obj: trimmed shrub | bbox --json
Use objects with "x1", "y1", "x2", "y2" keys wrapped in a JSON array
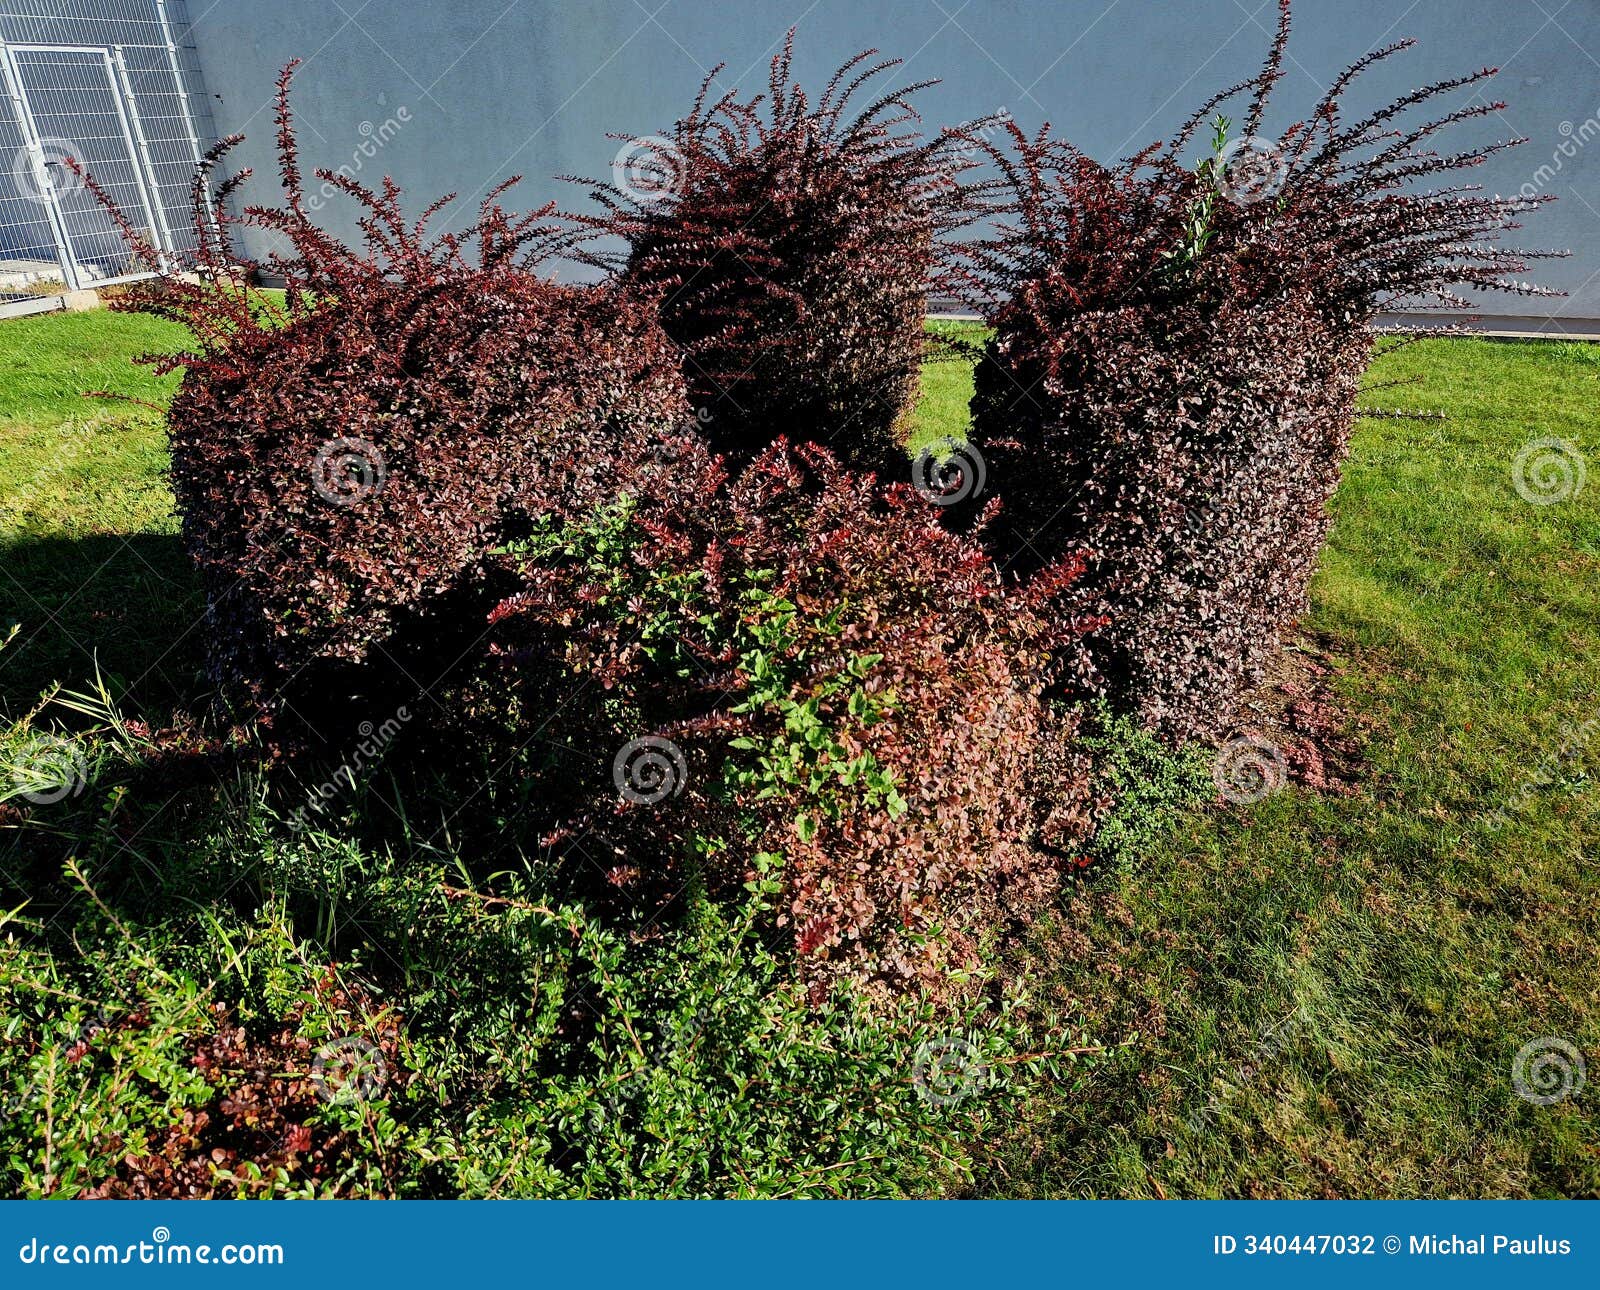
[
  {"x1": 956, "y1": 0, "x2": 1557, "y2": 741},
  {"x1": 573, "y1": 33, "x2": 974, "y2": 478},
  {"x1": 489, "y1": 441, "x2": 1099, "y2": 995},
  {"x1": 86, "y1": 65, "x2": 691, "y2": 734}
]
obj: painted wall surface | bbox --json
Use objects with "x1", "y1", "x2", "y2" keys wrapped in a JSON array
[{"x1": 179, "y1": 0, "x2": 1600, "y2": 319}]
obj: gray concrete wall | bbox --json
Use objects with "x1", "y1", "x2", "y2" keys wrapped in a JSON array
[{"x1": 180, "y1": 0, "x2": 1600, "y2": 320}]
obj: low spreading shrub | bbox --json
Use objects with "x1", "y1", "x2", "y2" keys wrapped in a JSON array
[
  {"x1": 956, "y1": 0, "x2": 1556, "y2": 741},
  {"x1": 434, "y1": 892, "x2": 1088, "y2": 1198},
  {"x1": 489, "y1": 440, "x2": 1099, "y2": 995},
  {"x1": 1074, "y1": 704, "x2": 1216, "y2": 875},
  {"x1": 0, "y1": 909, "x2": 407, "y2": 1200},
  {"x1": 0, "y1": 819, "x2": 1095, "y2": 1198},
  {"x1": 573, "y1": 34, "x2": 973, "y2": 478},
  {"x1": 85, "y1": 65, "x2": 691, "y2": 736}
]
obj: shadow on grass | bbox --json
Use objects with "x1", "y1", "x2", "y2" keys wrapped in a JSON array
[{"x1": 0, "y1": 532, "x2": 204, "y2": 723}]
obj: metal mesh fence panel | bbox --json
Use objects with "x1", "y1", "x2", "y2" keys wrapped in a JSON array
[{"x1": 0, "y1": 0, "x2": 216, "y2": 312}]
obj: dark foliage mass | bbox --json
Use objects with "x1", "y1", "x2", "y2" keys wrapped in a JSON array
[
  {"x1": 573, "y1": 34, "x2": 973, "y2": 479},
  {"x1": 86, "y1": 65, "x2": 691, "y2": 736},
  {"x1": 956, "y1": 0, "x2": 1558, "y2": 740},
  {"x1": 488, "y1": 440, "x2": 1099, "y2": 995},
  {"x1": 17, "y1": 9, "x2": 1569, "y2": 1202}
]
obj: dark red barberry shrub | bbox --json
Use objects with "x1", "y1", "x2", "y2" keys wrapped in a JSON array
[
  {"x1": 489, "y1": 441, "x2": 1099, "y2": 996},
  {"x1": 90, "y1": 65, "x2": 691, "y2": 731},
  {"x1": 573, "y1": 34, "x2": 974, "y2": 479},
  {"x1": 956, "y1": 0, "x2": 1558, "y2": 741}
]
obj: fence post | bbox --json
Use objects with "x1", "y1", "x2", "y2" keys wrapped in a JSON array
[
  {"x1": 111, "y1": 44, "x2": 175, "y2": 270},
  {"x1": 153, "y1": 0, "x2": 218, "y2": 249},
  {"x1": 0, "y1": 39, "x2": 83, "y2": 292},
  {"x1": 154, "y1": 0, "x2": 203, "y2": 168}
]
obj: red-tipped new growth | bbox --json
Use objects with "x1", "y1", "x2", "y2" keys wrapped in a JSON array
[
  {"x1": 83, "y1": 63, "x2": 692, "y2": 735},
  {"x1": 572, "y1": 32, "x2": 979, "y2": 478},
  {"x1": 488, "y1": 438, "x2": 1100, "y2": 997}
]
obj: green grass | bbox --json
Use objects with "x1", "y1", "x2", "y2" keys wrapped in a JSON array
[
  {"x1": 1, "y1": 312, "x2": 1596, "y2": 1197},
  {"x1": 910, "y1": 319, "x2": 987, "y2": 454},
  {"x1": 979, "y1": 337, "x2": 1600, "y2": 1197},
  {"x1": 0, "y1": 310, "x2": 196, "y2": 719}
]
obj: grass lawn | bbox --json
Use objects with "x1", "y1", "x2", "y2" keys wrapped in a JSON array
[
  {"x1": 1, "y1": 311, "x2": 1596, "y2": 1197},
  {"x1": 0, "y1": 311, "x2": 194, "y2": 721}
]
